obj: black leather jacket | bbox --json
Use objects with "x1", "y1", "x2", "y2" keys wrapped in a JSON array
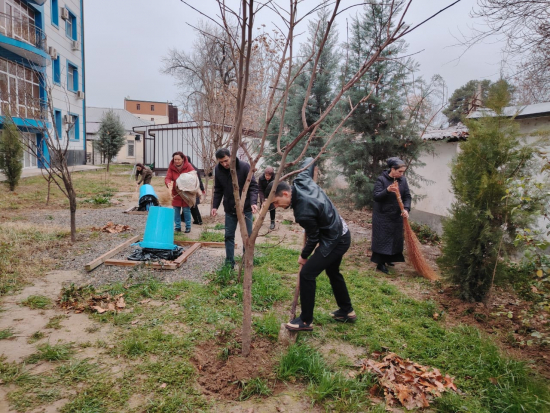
[{"x1": 291, "y1": 158, "x2": 344, "y2": 259}]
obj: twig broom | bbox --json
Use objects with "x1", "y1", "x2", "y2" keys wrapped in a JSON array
[{"x1": 393, "y1": 184, "x2": 439, "y2": 281}]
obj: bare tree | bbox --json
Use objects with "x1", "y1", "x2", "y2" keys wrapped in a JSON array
[
  {"x1": 20, "y1": 79, "x2": 79, "y2": 242},
  {"x1": 181, "y1": 0, "x2": 461, "y2": 356},
  {"x1": 469, "y1": 0, "x2": 550, "y2": 103}
]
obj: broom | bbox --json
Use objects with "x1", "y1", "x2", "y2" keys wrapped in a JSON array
[{"x1": 392, "y1": 182, "x2": 439, "y2": 281}]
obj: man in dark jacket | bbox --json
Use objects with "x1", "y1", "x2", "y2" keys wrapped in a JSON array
[
  {"x1": 258, "y1": 166, "x2": 276, "y2": 230},
  {"x1": 212, "y1": 148, "x2": 259, "y2": 267},
  {"x1": 268, "y1": 158, "x2": 355, "y2": 331}
]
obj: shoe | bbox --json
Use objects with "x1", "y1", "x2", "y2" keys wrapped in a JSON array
[
  {"x1": 269, "y1": 221, "x2": 275, "y2": 230},
  {"x1": 286, "y1": 317, "x2": 313, "y2": 331},
  {"x1": 184, "y1": 228, "x2": 191, "y2": 233},
  {"x1": 175, "y1": 228, "x2": 181, "y2": 233},
  {"x1": 197, "y1": 221, "x2": 203, "y2": 225},
  {"x1": 376, "y1": 263, "x2": 389, "y2": 274},
  {"x1": 386, "y1": 262, "x2": 395, "y2": 267},
  {"x1": 330, "y1": 309, "x2": 357, "y2": 322}
]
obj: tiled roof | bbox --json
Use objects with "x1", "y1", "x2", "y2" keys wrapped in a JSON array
[
  {"x1": 468, "y1": 102, "x2": 550, "y2": 119},
  {"x1": 421, "y1": 122, "x2": 469, "y2": 141}
]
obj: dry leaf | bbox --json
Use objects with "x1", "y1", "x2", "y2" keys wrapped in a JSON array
[
  {"x1": 107, "y1": 303, "x2": 116, "y2": 312},
  {"x1": 432, "y1": 312, "x2": 439, "y2": 320},
  {"x1": 159, "y1": 383, "x2": 167, "y2": 389},
  {"x1": 116, "y1": 297, "x2": 126, "y2": 309},
  {"x1": 131, "y1": 320, "x2": 139, "y2": 325},
  {"x1": 91, "y1": 306, "x2": 106, "y2": 314},
  {"x1": 489, "y1": 377, "x2": 498, "y2": 385}
]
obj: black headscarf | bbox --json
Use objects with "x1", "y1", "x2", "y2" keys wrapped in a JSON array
[{"x1": 386, "y1": 157, "x2": 406, "y2": 169}]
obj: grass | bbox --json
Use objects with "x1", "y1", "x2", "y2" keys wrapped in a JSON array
[
  {"x1": 0, "y1": 212, "x2": 548, "y2": 413},
  {"x1": 0, "y1": 223, "x2": 70, "y2": 296},
  {"x1": 45, "y1": 315, "x2": 67, "y2": 329},
  {"x1": 0, "y1": 328, "x2": 14, "y2": 339},
  {"x1": 199, "y1": 229, "x2": 225, "y2": 242},
  {"x1": 27, "y1": 331, "x2": 45, "y2": 344},
  {"x1": 20, "y1": 295, "x2": 52, "y2": 309},
  {"x1": 281, "y1": 219, "x2": 293, "y2": 225},
  {"x1": 26, "y1": 343, "x2": 74, "y2": 363}
]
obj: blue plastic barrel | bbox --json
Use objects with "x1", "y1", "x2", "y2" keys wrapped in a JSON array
[
  {"x1": 139, "y1": 184, "x2": 157, "y2": 201},
  {"x1": 138, "y1": 206, "x2": 178, "y2": 250}
]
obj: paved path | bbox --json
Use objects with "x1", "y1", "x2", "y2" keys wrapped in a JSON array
[{"x1": 0, "y1": 165, "x2": 104, "y2": 181}]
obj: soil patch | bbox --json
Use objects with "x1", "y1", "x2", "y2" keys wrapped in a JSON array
[{"x1": 191, "y1": 332, "x2": 280, "y2": 400}]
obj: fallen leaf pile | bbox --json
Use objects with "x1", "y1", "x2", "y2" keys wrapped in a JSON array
[
  {"x1": 359, "y1": 352, "x2": 458, "y2": 410},
  {"x1": 58, "y1": 291, "x2": 126, "y2": 314},
  {"x1": 91, "y1": 222, "x2": 131, "y2": 233}
]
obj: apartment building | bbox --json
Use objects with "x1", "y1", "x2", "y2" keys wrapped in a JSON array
[
  {"x1": 124, "y1": 98, "x2": 178, "y2": 125},
  {"x1": 0, "y1": 0, "x2": 85, "y2": 168}
]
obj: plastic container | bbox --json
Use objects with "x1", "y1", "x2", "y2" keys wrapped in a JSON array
[
  {"x1": 138, "y1": 206, "x2": 178, "y2": 250},
  {"x1": 139, "y1": 184, "x2": 157, "y2": 202}
]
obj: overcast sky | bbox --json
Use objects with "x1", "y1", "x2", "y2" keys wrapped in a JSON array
[{"x1": 84, "y1": 0, "x2": 506, "y2": 110}]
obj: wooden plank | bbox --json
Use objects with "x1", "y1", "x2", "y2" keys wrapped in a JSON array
[
  {"x1": 85, "y1": 235, "x2": 141, "y2": 272},
  {"x1": 174, "y1": 241, "x2": 228, "y2": 248},
  {"x1": 123, "y1": 206, "x2": 135, "y2": 213},
  {"x1": 104, "y1": 259, "x2": 177, "y2": 270},
  {"x1": 123, "y1": 207, "x2": 148, "y2": 215},
  {"x1": 173, "y1": 243, "x2": 201, "y2": 267}
]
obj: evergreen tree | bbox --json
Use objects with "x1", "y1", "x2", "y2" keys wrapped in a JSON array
[
  {"x1": 443, "y1": 79, "x2": 492, "y2": 125},
  {"x1": 440, "y1": 80, "x2": 547, "y2": 302},
  {"x1": 266, "y1": 5, "x2": 340, "y2": 171},
  {"x1": 0, "y1": 113, "x2": 24, "y2": 191},
  {"x1": 93, "y1": 110, "x2": 126, "y2": 172},
  {"x1": 333, "y1": 3, "x2": 425, "y2": 208}
]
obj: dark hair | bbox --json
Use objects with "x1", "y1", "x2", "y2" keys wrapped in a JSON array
[
  {"x1": 135, "y1": 163, "x2": 144, "y2": 174},
  {"x1": 386, "y1": 157, "x2": 406, "y2": 169},
  {"x1": 172, "y1": 151, "x2": 185, "y2": 160},
  {"x1": 266, "y1": 180, "x2": 291, "y2": 196},
  {"x1": 215, "y1": 148, "x2": 231, "y2": 159}
]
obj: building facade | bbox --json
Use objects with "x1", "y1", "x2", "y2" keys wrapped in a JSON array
[
  {"x1": 124, "y1": 98, "x2": 178, "y2": 125},
  {"x1": 0, "y1": 0, "x2": 85, "y2": 169},
  {"x1": 85, "y1": 106, "x2": 152, "y2": 165}
]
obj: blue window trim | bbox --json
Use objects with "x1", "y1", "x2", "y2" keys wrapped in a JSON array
[
  {"x1": 53, "y1": 108, "x2": 62, "y2": 140},
  {"x1": 64, "y1": 6, "x2": 77, "y2": 41},
  {"x1": 66, "y1": 59, "x2": 78, "y2": 92},
  {"x1": 52, "y1": 56, "x2": 61, "y2": 85},
  {"x1": 80, "y1": 0, "x2": 86, "y2": 152},
  {"x1": 51, "y1": 0, "x2": 59, "y2": 28},
  {"x1": 68, "y1": 112, "x2": 79, "y2": 141}
]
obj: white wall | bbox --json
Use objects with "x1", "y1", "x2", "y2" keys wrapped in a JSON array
[{"x1": 135, "y1": 114, "x2": 168, "y2": 125}]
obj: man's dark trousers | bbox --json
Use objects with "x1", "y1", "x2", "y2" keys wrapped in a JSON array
[{"x1": 299, "y1": 231, "x2": 352, "y2": 324}]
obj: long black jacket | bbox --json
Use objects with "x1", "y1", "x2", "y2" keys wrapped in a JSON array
[
  {"x1": 371, "y1": 170, "x2": 411, "y2": 255},
  {"x1": 292, "y1": 158, "x2": 344, "y2": 259},
  {"x1": 213, "y1": 158, "x2": 258, "y2": 214}
]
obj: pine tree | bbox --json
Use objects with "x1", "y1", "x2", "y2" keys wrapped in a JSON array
[
  {"x1": 332, "y1": 3, "x2": 425, "y2": 208},
  {"x1": 0, "y1": 113, "x2": 24, "y2": 191},
  {"x1": 266, "y1": 5, "x2": 340, "y2": 171},
  {"x1": 443, "y1": 79, "x2": 492, "y2": 125},
  {"x1": 93, "y1": 110, "x2": 126, "y2": 172},
  {"x1": 440, "y1": 80, "x2": 546, "y2": 302}
]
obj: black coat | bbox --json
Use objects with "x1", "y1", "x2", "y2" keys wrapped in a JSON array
[
  {"x1": 213, "y1": 158, "x2": 259, "y2": 214},
  {"x1": 292, "y1": 158, "x2": 344, "y2": 259},
  {"x1": 258, "y1": 173, "x2": 274, "y2": 203},
  {"x1": 371, "y1": 170, "x2": 411, "y2": 256}
]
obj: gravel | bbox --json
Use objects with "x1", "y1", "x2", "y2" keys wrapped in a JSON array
[{"x1": 23, "y1": 206, "x2": 225, "y2": 288}]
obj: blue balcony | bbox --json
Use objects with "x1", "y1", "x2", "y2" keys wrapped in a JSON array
[{"x1": 0, "y1": 11, "x2": 49, "y2": 66}]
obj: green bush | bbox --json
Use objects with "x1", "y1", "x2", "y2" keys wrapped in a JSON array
[{"x1": 0, "y1": 113, "x2": 23, "y2": 191}]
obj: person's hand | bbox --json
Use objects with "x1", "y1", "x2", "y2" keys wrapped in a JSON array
[
  {"x1": 387, "y1": 182, "x2": 398, "y2": 193},
  {"x1": 167, "y1": 182, "x2": 173, "y2": 191},
  {"x1": 202, "y1": 190, "x2": 206, "y2": 195},
  {"x1": 251, "y1": 204, "x2": 258, "y2": 214},
  {"x1": 211, "y1": 208, "x2": 217, "y2": 217},
  {"x1": 298, "y1": 256, "x2": 308, "y2": 265},
  {"x1": 402, "y1": 210, "x2": 409, "y2": 219}
]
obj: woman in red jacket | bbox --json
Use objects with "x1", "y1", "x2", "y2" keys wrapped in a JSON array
[{"x1": 165, "y1": 151, "x2": 195, "y2": 233}]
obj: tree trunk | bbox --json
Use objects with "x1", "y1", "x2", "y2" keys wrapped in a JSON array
[
  {"x1": 46, "y1": 178, "x2": 51, "y2": 205},
  {"x1": 241, "y1": 242, "x2": 255, "y2": 356},
  {"x1": 69, "y1": 194, "x2": 77, "y2": 243},
  {"x1": 107, "y1": 158, "x2": 110, "y2": 172}
]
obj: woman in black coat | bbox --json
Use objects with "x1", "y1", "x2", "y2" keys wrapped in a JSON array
[{"x1": 371, "y1": 157, "x2": 411, "y2": 274}]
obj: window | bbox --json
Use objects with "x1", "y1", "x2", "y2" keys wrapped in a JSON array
[
  {"x1": 53, "y1": 56, "x2": 60, "y2": 84},
  {"x1": 136, "y1": 104, "x2": 140, "y2": 110},
  {"x1": 0, "y1": 57, "x2": 41, "y2": 119},
  {"x1": 65, "y1": 9, "x2": 77, "y2": 40},
  {"x1": 54, "y1": 109, "x2": 62, "y2": 139},
  {"x1": 151, "y1": 118, "x2": 154, "y2": 121},
  {"x1": 51, "y1": 0, "x2": 59, "y2": 26},
  {"x1": 151, "y1": 105, "x2": 154, "y2": 111},
  {"x1": 127, "y1": 140, "x2": 135, "y2": 157},
  {"x1": 68, "y1": 114, "x2": 79, "y2": 141},
  {"x1": 67, "y1": 62, "x2": 78, "y2": 92}
]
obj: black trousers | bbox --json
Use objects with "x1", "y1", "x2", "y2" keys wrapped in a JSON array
[
  {"x1": 299, "y1": 231, "x2": 352, "y2": 324},
  {"x1": 190, "y1": 205, "x2": 202, "y2": 223}
]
